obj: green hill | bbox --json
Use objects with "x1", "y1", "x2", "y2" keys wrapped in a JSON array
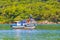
[{"x1": 0, "y1": 0, "x2": 60, "y2": 23}]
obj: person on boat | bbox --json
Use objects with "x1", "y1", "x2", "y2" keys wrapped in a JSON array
[
  {"x1": 27, "y1": 18, "x2": 30, "y2": 24},
  {"x1": 27, "y1": 14, "x2": 32, "y2": 24},
  {"x1": 29, "y1": 14, "x2": 37, "y2": 26}
]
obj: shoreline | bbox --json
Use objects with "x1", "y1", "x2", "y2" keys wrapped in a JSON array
[
  {"x1": 37, "y1": 20, "x2": 60, "y2": 24},
  {"x1": 0, "y1": 20, "x2": 60, "y2": 24}
]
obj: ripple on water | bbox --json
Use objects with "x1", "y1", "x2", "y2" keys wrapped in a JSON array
[{"x1": 0, "y1": 30, "x2": 60, "y2": 40}]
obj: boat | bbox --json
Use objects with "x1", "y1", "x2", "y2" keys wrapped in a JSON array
[{"x1": 11, "y1": 18, "x2": 37, "y2": 29}]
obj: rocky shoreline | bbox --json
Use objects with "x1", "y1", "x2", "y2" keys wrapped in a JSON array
[
  {"x1": 0, "y1": 20, "x2": 60, "y2": 24},
  {"x1": 38, "y1": 20, "x2": 60, "y2": 24}
]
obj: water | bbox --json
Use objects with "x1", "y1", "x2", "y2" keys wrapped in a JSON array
[{"x1": 0, "y1": 30, "x2": 60, "y2": 40}]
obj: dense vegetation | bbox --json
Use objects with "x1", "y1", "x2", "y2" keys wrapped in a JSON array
[{"x1": 0, "y1": 0, "x2": 60, "y2": 23}]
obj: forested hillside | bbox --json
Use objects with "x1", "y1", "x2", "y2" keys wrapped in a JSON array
[{"x1": 0, "y1": 0, "x2": 60, "y2": 23}]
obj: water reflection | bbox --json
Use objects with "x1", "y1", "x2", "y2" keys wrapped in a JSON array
[
  {"x1": 0, "y1": 30, "x2": 60, "y2": 40},
  {"x1": 15, "y1": 30, "x2": 20, "y2": 40}
]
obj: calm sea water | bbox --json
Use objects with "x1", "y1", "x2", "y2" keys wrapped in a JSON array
[{"x1": 0, "y1": 30, "x2": 60, "y2": 40}]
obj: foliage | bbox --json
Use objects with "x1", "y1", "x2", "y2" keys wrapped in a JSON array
[{"x1": 0, "y1": 0, "x2": 60, "y2": 23}]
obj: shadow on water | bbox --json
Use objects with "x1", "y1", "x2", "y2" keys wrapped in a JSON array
[{"x1": 0, "y1": 29, "x2": 60, "y2": 40}]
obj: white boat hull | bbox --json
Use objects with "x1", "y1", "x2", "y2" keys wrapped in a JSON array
[{"x1": 12, "y1": 26, "x2": 35, "y2": 29}]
